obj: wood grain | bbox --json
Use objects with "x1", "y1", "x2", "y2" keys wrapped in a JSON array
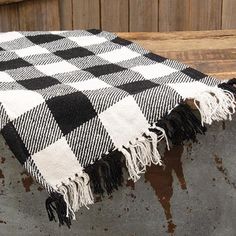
[
  {"x1": 18, "y1": 0, "x2": 60, "y2": 31},
  {"x1": 0, "y1": 3, "x2": 19, "y2": 31},
  {"x1": 73, "y1": 0, "x2": 100, "y2": 30},
  {"x1": 189, "y1": 0, "x2": 222, "y2": 30},
  {"x1": 118, "y1": 30, "x2": 236, "y2": 80},
  {"x1": 59, "y1": 0, "x2": 72, "y2": 30},
  {"x1": 101, "y1": 0, "x2": 128, "y2": 31},
  {"x1": 222, "y1": 0, "x2": 236, "y2": 29},
  {"x1": 159, "y1": 0, "x2": 190, "y2": 32},
  {"x1": 0, "y1": 0, "x2": 25, "y2": 5},
  {"x1": 0, "y1": 0, "x2": 236, "y2": 32},
  {"x1": 129, "y1": 0, "x2": 158, "y2": 32}
]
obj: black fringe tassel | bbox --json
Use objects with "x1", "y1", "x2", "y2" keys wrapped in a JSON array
[
  {"x1": 218, "y1": 78, "x2": 236, "y2": 95},
  {"x1": 149, "y1": 103, "x2": 206, "y2": 145},
  {"x1": 45, "y1": 192, "x2": 72, "y2": 228},
  {"x1": 84, "y1": 149, "x2": 124, "y2": 196}
]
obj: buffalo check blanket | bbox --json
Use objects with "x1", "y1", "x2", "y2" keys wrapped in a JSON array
[{"x1": 0, "y1": 29, "x2": 235, "y2": 227}]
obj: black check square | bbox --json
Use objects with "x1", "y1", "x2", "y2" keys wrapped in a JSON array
[
  {"x1": 1, "y1": 122, "x2": 30, "y2": 165},
  {"x1": 18, "y1": 76, "x2": 60, "y2": 90},
  {"x1": 182, "y1": 67, "x2": 207, "y2": 80},
  {"x1": 26, "y1": 34, "x2": 65, "y2": 45},
  {"x1": 144, "y1": 52, "x2": 166, "y2": 63},
  {"x1": 84, "y1": 64, "x2": 126, "y2": 77},
  {"x1": 54, "y1": 47, "x2": 94, "y2": 60},
  {"x1": 46, "y1": 91, "x2": 97, "y2": 135},
  {"x1": 117, "y1": 80, "x2": 159, "y2": 95},
  {"x1": 87, "y1": 29, "x2": 102, "y2": 35},
  {"x1": 111, "y1": 37, "x2": 132, "y2": 46},
  {"x1": 0, "y1": 58, "x2": 32, "y2": 71}
]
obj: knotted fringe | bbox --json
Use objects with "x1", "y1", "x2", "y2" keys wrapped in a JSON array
[
  {"x1": 84, "y1": 150, "x2": 124, "y2": 195},
  {"x1": 193, "y1": 86, "x2": 236, "y2": 125},
  {"x1": 119, "y1": 128, "x2": 168, "y2": 182},
  {"x1": 45, "y1": 80, "x2": 236, "y2": 227},
  {"x1": 45, "y1": 172, "x2": 94, "y2": 227},
  {"x1": 46, "y1": 192, "x2": 72, "y2": 228},
  {"x1": 150, "y1": 103, "x2": 207, "y2": 145}
]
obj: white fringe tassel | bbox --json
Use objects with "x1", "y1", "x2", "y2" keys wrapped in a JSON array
[
  {"x1": 193, "y1": 88, "x2": 236, "y2": 125},
  {"x1": 57, "y1": 172, "x2": 94, "y2": 220},
  {"x1": 119, "y1": 127, "x2": 169, "y2": 182}
]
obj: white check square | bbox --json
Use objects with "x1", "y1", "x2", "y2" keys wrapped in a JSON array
[
  {"x1": 0, "y1": 32, "x2": 23, "y2": 43},
  {"x1": 66, "y1": 78, "x2": 112, "y2": 91},
  {"x1": 31, "y1": 137, "x2": 83, "y2": 188},
  {"x1": 0, "y1": 90, "x2": 45, "y2": 119},
  {"x1": 0, "y1": 72, "x2": 15, "y2": 82},
  {"x1": 132, "y1": 63, "x2": 177, "y2": 79},
  {"x1": 98, "y1": 47, "x2": 140, "y2": 63},
  {"x1": 99, "y1": 96, "x2": 149, "y2": 148},
  {"x1": 167, "y1": 81, "x2": 211, "y2": 99},
  {"x1": 36, "y1": 61, "x2": 79, "y2": 76},
  {"x1": 14, "y1": 45, "x2": 50, "y2": 57},
  {"x1": 69, "y1": 35, "x2": 107, "y2": 46}
]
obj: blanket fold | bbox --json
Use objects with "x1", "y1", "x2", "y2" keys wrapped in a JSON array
[{"x1": 0, "y1": 29, "x2": 235, "y2": 227}]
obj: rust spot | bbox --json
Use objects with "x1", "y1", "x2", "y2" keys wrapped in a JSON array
[
  {"x1": 104, "y1": 228, "x2": 108, "y2": 231},
  {"x1": 0, "y1": 169, "x2": 4, "y2": 179},
  {"x1": 126, "y1": 193, "x2": 136, "y2": 199},
  {"x1": 21, "y1": 172, "x2": 34, "y2": 192},
  {"x1": 167, "y1": 220, "x2": 176, "y2": 234},
  {"x1": 145, "y1": 145, "x2": 187, "y2": 234},
  {"x1": 214, "y1": 154, "x2": 236, "y2": 189},
  {"x1": 0, "y1": 157, "x2": 6, "y2": 164},
  {"x1": 37, "y1": 186, "x2": 43, "y2": 192},
  {"x1": 0, "y1": 220, "x2": 6, "y2": 224},
  {"x1": 126, "y1": 179, "x2": 135, "y2": 190}
]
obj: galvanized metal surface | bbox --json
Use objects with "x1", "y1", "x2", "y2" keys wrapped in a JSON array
[{"x1": 0, "y1": 118, "x2": 236, "y2": 236}]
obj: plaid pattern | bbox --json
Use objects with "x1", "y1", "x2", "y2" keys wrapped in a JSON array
[{"x1": 0, "y1": 29, "x2": 221, "y2": 191}]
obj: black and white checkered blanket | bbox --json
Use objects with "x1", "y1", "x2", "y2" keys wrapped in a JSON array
[{"x1": 0, "y1": 29, "x2": 235, "y2": 226}]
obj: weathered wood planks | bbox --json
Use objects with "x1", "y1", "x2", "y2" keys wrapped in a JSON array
[{"x1": 118, "y1": 30, "x2": 236, "y2": 80}]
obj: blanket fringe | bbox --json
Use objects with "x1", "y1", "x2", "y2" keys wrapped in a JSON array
[
  {"x1": 46, "y1": 172, "x2": 94, "y2": 226},
  {"x1": 150, "y1": 103, "x2": 207, "y2": 145},
  {"x1": 193, "y1": 87, "x2": 236, "y2": 125},
  {"x1": 84, "y1": 150, "x2": 123, "y2": 195},
  {"x1": 45, "y1": 192, "x2": 72, "y2": 228},
  {"x1": 45, "y1": 79, "x2": 236, "y2": 227},
  {"x1": 118, "y1": 128, "x2": 168, "y2": 182}
]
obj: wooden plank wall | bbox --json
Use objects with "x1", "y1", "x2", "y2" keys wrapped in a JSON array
[{"x1": 0, "y1": 0, "x2": 236, "y2": 31}]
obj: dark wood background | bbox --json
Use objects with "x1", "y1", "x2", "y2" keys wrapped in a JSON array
[{"x1": 0, "y1": 0, "x2": 236, "y2": 32}]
